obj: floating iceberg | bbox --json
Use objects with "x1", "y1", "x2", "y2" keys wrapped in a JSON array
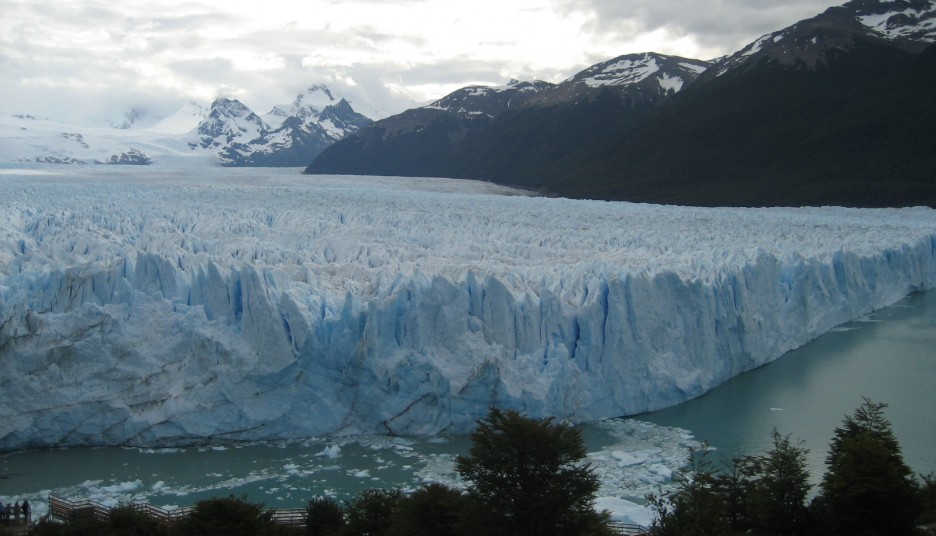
[{"x1": 1, "y1": 167, "x2": 935, "y2": 451}]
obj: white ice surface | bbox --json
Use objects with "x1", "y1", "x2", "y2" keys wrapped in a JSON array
[
  {"x1": 0, "y1": 114, "x2": 215, "y2": 166},
  {"x1": 1, "y1": 166, "x2": 936, "y2": 451}
]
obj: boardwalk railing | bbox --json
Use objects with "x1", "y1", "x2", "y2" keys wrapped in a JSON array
[{"x1": 609, "y1": 521, "x2": 652, "y2": 535}]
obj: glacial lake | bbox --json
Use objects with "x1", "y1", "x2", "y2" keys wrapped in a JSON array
[{"x1": 2, "y1": 290, "x2": 934, "y2": 521}]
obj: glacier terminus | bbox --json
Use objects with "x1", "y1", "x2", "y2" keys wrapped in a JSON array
[{"x1": 1, "y1": 166, "x2": 935, "y2": 452}]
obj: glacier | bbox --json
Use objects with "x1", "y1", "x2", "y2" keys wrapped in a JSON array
[{"x1": 1, "y1": 166, "x2": 935, "y2": 451}]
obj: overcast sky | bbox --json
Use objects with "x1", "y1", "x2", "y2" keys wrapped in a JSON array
[{"x1": 0, "y1": 0, "x2": 843, "y2": 125}]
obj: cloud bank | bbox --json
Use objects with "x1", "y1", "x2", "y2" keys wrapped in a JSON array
[{"x1": 0, "y1": 0, "x2": 840, "y2": 124}]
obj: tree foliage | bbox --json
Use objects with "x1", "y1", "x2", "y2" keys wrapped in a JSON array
[
  {"x1": 337, "y1": 488, "x2": 402, "y2": 536},
  {"x1": 305, "y1": 496, "x2": 345, "y2": 536},
  {"x1": 648, "y1": 444, "x2": 732, "y2": 536},
  {"x1": 387, "y1": 483, "x2": 472, "y2": 536},
  {"x1": 455, "y1": 407, "x2": 609, "y2": 536},
  {"x1": 649, "y1": 432, "x2": 811, "y2": 536},
  {"x1": 170, "y1": 495, "x2": 284, "y2": 536},
  {"x1": 816, "y1": 398, "x2": 920, "y2": 535},
  {"x1": 746, "y1": 430, "x2": 811, "y2": 535}
]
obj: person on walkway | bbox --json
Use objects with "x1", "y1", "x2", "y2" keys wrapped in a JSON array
[
  {"x1": 13, "y1": 501, "x2": 21, "y2": 525},
  {"x1": 22, "y1": 499, "x2": 31, "y2": 525},
  {"x1": 0, "y1": 500, "x2": 7, "y2": 525}
]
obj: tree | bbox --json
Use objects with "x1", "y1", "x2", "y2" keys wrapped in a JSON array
[
  {"x1": 918, "y1": 472, "x2": 936, "y2": 526},
  {"x1": 387, "y1": 483, "x2": 472, "y2": 536},
  {"x1": 746, "y1": 430, "x2": 810, "y2": 535},
  {"x1": 305, "y1": 496, "x2": 345, "y2": 536},
  {"x1": 715, "y1": 453, "x2": 757, "y2": 533},
  {"x1": 648, "y1": 444, "x2": 733, "y2": 536},
  {"x1": 650, "y1": 432, "x2": 811, "y2": 536},
  {"x1": 455, "y1": 407, "x2": 610, "y2": 536},
  {"x1": 338, "y1": 488, "x2": 402, "y2": 536},
  {"x1": 816, "y1": 398, "x2": 920, "y2": 535}
]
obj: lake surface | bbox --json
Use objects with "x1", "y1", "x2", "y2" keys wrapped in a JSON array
[
  {"x1": 2, "y1": 291, "x2": 934, "y2": 520},
  {"x1": 637, "y1": 289, "x2": 936, "y2": 486}
]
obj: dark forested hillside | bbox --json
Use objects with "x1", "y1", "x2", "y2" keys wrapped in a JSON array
[{"x1": 560, "y1": 41, "x2": 936, "y2": 207}]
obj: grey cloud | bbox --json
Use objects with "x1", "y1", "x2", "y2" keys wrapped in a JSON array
[{"x1": 556, "y1": 0, "x2": 842, "y2": 56}]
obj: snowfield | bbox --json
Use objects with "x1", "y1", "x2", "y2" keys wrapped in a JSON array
[{"x1": 1, "y1": 166, "x2": 935, "y2": 451}]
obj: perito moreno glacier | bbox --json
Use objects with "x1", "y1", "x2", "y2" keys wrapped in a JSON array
[{"x1": 1, "y1": 167, "x2": 935, "y2": 451}]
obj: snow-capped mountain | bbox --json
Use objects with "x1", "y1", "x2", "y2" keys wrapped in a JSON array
[
  {"x1": 426, "y1": 80, "x2": 556, "y2": 118},
  {"x1": 110, "y1": 107, "x2": 148, "y2": 130},
  {"x1": 192, "y1": 98, "x2": 267, "y2": 149},
  {"x1": 713, "y1": 0, "x2": 936, "y2": 75},
  {"x1": 306, "y1": 53, "x2": 710, "y2": 179},
  {"x1": 0, "y1": 85, "x2": 373, "y2": 168},
  {"x1": 190, "y1": 87, "x2": 373, "y2": 166},
  {"x1": 555, "y1": 53, "x2": 710, "y2": 100},
  {"x1": 417, "y1": 54, "x2": 708, "y2": 119},
  {"x1": 264, "y1": 84, "x2": 339, "y2": 129}
]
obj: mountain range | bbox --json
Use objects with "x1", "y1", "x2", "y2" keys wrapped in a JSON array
[
  {"x1": 306, "y1": 0, "x2": 936, "y2": 207},
  {"x1": 3, "y1": 0, "x2": 934, "y2": 207},
  {"x1": 0, "y1": 85, "x2": 373, "y2": 167}
]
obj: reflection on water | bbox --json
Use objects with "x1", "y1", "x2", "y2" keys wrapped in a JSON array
[{"x1": 1, "y1": 291, "x2": 934, "y2": 519}]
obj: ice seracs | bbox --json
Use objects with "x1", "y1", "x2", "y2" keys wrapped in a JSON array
[{"x1": 1, "y1": 169, "x2": 935, "y2": 451}]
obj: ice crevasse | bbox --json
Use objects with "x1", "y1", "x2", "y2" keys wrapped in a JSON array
[{"x1": 1, "y1": 171, "x2": 935, "y2": 451}]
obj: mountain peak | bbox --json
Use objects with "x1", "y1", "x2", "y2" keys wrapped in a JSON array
[
  {"x1": 426, "y1": 80, "x2": 556, "y2": 118},
  {"x1": 567, "y1": 52, "x2": 710, "y2": 91},
  {"x1": 296, "y1": 84, "x2": 336, "y2": 106},
  {"x1": 194, "y1": 98, "x2": 266, "y2": 149},
  {"x1": 713, "y1": 0, "x2": 935, "y2": 74},
  {"x1": 209, "y1": 97, "x2": 256, "y2": 117}
]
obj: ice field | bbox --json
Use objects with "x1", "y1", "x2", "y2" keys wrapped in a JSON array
[{"x1": 2, "y1": 166, "x2": 936, "y2": 451}]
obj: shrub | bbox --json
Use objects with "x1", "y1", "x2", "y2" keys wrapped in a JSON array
[
  {"x1": 387, "y1": 483, "x2": 473, "y2": 536},
  {"x1": 170, "y1": 495, "x2": 282, "y2": 536},
  {"x1": 305, "y1": 496, "x2": 345, "y2": 536},
  {"x1": 337, "y1": 488, "x2": 402, "y2": 536}
]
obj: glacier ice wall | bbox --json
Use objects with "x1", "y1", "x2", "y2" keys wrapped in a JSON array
[{"x1": 2, "y1": 168, "x2": 936, "y2": 451}]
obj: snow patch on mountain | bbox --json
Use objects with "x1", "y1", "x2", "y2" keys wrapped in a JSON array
[
  {"x1": 578, "y1": 55, "x2": 662, "y2": 87},
  {"x1": 1, "y1": 168, "x2": 935, "y2": 451},
  {"x1": 857, "y1": 1, "x2": 936, "y2": 41},
  {"x1": 148, "y1": 102, "x2": 209, "y2": 135},
  {"x1": 563, "y1": 53, "x2": 710, "y2": 100}
]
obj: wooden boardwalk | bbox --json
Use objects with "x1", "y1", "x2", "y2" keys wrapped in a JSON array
[{"x1": 46, "y1": 495, "x2": 306, "y2": 527}]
